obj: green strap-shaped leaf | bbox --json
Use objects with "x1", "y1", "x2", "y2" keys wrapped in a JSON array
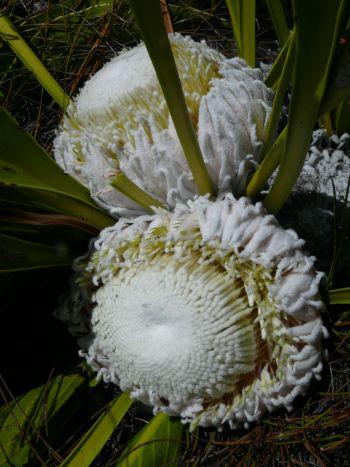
[
  {"x1": 0, "y1": 233, "x2": 79, "y2": 272},
  {"x1": 116, "y1": 413, "x2": 183, "y2": 467},
  {"x1": 226, "y1": 0, "x2": 256, "y2": 67},
  {"x1": 246, "y1": 126, "x2": 287, "y2": 200},
  {"x1": 264, "y1": 0, "x2": 346, "y2": 214},
  {"x1": 111, "y1": 173, "x2": 165, "y2": 212},
  {"x1": 259, "y1": 30, "x2": 295, "y2": 162},
  {"x1": 0, "y1": 13, "x2": 70, "y2": 110},
  {"x1": 335, "y1": 100, "x2": 350, "y2": 134},
  {"x1": 129, "y1": 0, "x2": 214, "y2": 197},
  {"x1": 329, "y1": 287, "x2": 350, "y2": 305},
  {"x1": 319, "y1": 18, "x2": 350, "y2": 116},
  {"x1": 265, "y1": 0, "x2": 290, "y2": 46},
  {"x1": 265, "y1": 30, "x2": 293, "y2": 90},
  {"x1": 61, "y1": 392, "x2": 132, "y2": 466},
  {"x1": 226, "y1": 0, "x2": 242, "y2": 55},
  {"x1": 0, "y1": 373, "x2": 86, "y2": 465},
  {"x1": 0, "y1": 108, "x2": 112, "y2": 229}
]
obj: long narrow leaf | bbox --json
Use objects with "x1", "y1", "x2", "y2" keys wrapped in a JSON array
[
  {"x1": 0, "y1": 374, "x2": 86, "y2": 465},
  {"x1": 246, "y1": 126, "x2": 286, "y2": 199},
  {"x1": 129, "y1": 0, "x2": 214, "y2": 196},
  {"x1": 329, "y1": 287, "x2": 350, "y2": 305},
  {"x1": 265, "y1": 0, "x2": 290, "y2": 46},
  {"x1": 226, "y1": 0, "x2": 255, "y2": 67},
  {"x1": 116, "y1": 413, "x2": 183, "y2": 467},
  {"x1": 0, "y1": 109, "x2": 112, "y2": 229},
  {"x1": 111, "y1": 173, "x2": 165, "y2": 212},
  {"x1": 335, "y1": 100, "x2": 350, "y2": 134},
  {"x1": 226, "y1": 0, "x2": 242, "y2": 55},
  {"x1": 0, "y1": 13, "x2": 69, "y2": 110},
  {"x1": 265, "y1": 31, "x2": 293, "y2": 90},
  {"x1": 0, "y1": 233, "x2": 78, "y2": 272},
  {"x1": 264, "y1": 0, "x2": 346, "y2": 214},
  {"x1": 61, "y1": 393, "x2": 132, "y2": 467},
  {"x1": 260, "y1": 30, "x2": 295, "y2": 161}
]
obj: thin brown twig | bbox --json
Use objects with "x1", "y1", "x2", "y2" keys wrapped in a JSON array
[{"x1": 160, "y1": 0, "x2": 174, "y2": 33}]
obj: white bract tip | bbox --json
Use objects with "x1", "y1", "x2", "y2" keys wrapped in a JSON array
[
  {"x1": 54, "y1": 34, "x2": 273, "y2": 217},
  {"x1": 56, "y1": 196, "x2": 326, "y2": 430}
]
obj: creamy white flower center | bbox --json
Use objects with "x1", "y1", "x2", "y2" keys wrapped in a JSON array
[{"x1": 93, "y1": 256, "x2": 256, "y2": 403}]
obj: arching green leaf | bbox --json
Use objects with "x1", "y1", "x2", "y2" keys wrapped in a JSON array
[
  {"x1": 0, "y1": 13, "x2": 69, "y2": 110},
  {"x1": 0, "y1": 232, "x2": 79, "y2": 272},
  {"x1": 329, "y1": 287, "x2": 350, "y2": 305},
  {"x1": 0, "y1": 373, "x2": 86, "y2": 466},
  {"x1": 265, "y1": 0, "x2": 290, "y2": 46},
  {"x1": 264, "y1": 0, "x2": 346, "y2": 214},
  {"x1": 226, "y1": 0, "x2": 256, "y2": 67},
  {"x1": 129, "y1": 0, "x2": 214, "y2": 197},
  {"x1": 116, "y1": 413, "x2": 183, "y2": 467},
  {"x1": 61, "y1": 392, "x2": 132, "y2": 467},
  {"x1": 0, "y1": 108, "x2": 113, "y2": 230}
]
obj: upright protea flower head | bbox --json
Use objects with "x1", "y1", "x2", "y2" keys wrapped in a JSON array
[
  {"x1": 54, "y1": 34, "x2": 273, "y2": 217},
  {"x1": 57, "y1": 195, "x2": 326, "y2": 430}
]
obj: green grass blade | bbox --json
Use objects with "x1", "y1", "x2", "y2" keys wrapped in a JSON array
[
  {"x1": 111, "y1": 173, "x2": 165, "y2": 212},
  {"x1": 0, "y1": 108, "x2": 112, "y2": 229},
  {"x1": 61, "y1": 393, "x2": 132, "y2": 467},
  {"x1": 329, "y1": 287, "x2": 350, "y2": 305},
  {"x1": 226, "y1": 0, "x2": 255, "y2": 67},
  {"x1": 264, "y1": 0, "x2": 346, "y2": 214},
  {"x1": 265, "y1": 30, "x2": 292, "y2": 90},
  {"x1": 129, "y1": 0, "x2": 214, "y2": 196},
  {"x1": 260, "y1": 31, "x2": 295, "y2": 162},
  {"x1": 0, "y1": 374, "x2": 86, "y2": 465},
  {"x1": 265, "y1": 0, "x2": 290, "y2": 46},
  {"x1": 116, "y1": 413, "x2": 183, "y2": 467},
  {"x1": 0, "y1": 233, "x2": 78, "y2": 272},
  {"x1": 0, "y1": 13, "x2": 69, "y2": 110}
]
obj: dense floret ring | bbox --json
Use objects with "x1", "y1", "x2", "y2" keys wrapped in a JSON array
[{"x1": 56, "y1": 195, "x2": 326, "y2": 430}]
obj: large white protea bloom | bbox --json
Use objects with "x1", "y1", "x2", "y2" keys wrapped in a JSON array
[
  {"x1": 57, "y1": 195, "x2": 326, "y2": 430},
  {"x1": 54, "y1": 34, "x2": 273, "y2": 217}
]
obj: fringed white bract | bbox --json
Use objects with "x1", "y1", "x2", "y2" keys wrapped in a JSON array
[
  {"x1": 56, "y1": 196, "x2": 326, "y2": 430},
  {"x1": 54, "y1": 34, "x2": 273, "y2": 217}
]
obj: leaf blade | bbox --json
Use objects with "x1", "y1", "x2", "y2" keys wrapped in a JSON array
[
  {"x1": 0, "y1": 233, "x2": 79, "y2": 272},
  {"x1": 61, "y1": 392, "x2": 132, "y2": 467},
  {"x1": 0, "y1": 13, "x2": 69, "y2": 110},
  {"x1": 226, "y1": 0, "x2": 255, "y2": 67},
  {"x1": 329, "y1": 287, "x2": 350, "y2": 305},
  {"x1": 0, "y1": 374, "x2": 86, "y2": 465},
  {"x1": 264, "y1": 0, "x2": 346, "y2": 214},
  {"x1": 129, "y1": 0, "x2": 214, "y2": 196},
  {"x1": 265, "y1": 0, "x2": 290, "y2": 46},
  {"x1": 0, "y1": 108, "x2": 113, "y2": 229},
  {"x1": 116, "y1": 413, "x2": 183, "y2": 467}
]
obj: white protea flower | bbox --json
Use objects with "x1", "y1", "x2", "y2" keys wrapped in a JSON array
[
  {"x1": 56, "y1": 195, "x2": 326, "y2": 430},
  {"x1": 54, "y1": 34, "x2": 273, "y2": 217}
]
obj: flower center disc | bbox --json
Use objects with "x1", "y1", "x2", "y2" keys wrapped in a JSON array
[{"x1": 93, "y1": 255, "x2": 257, "y2": 409}]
